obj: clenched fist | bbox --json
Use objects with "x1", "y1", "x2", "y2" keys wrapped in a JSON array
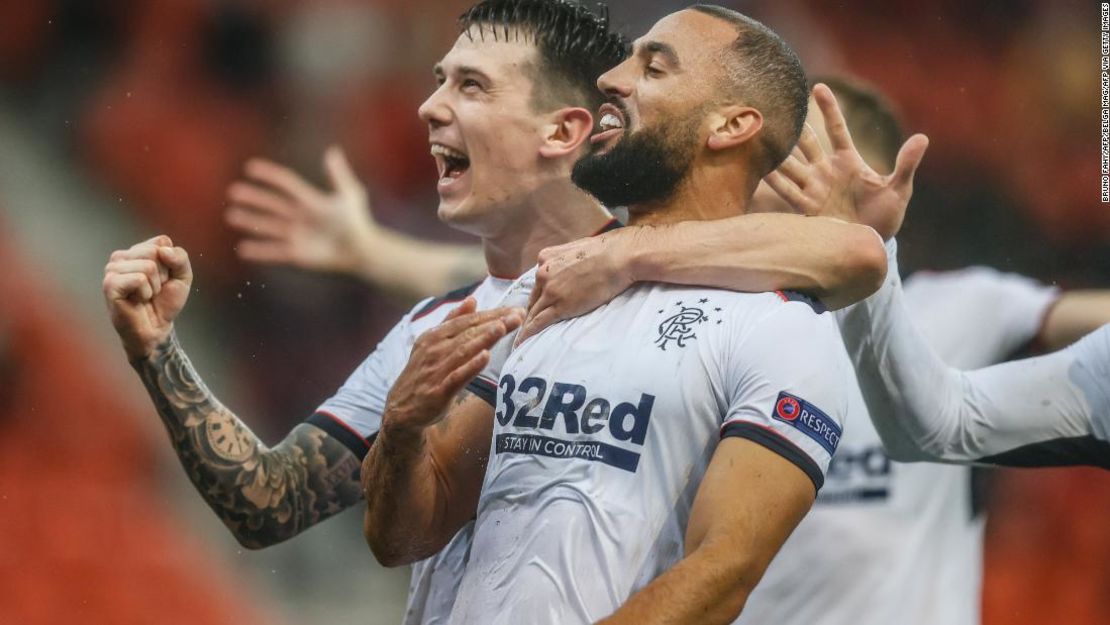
[{"x1": 102, "y1": 235, "x2": 193, "y2": 361}]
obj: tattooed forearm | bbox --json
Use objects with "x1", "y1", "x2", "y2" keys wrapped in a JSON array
[{"x1": 133, "y1": 332, "x2": 363, "y2": 549}]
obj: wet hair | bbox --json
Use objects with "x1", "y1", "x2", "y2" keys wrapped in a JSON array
[
  {"x1": 811, "y1": 75, "x2": 905, "y2": 173},
  {"x1": 690, "y1": 4, "x2": 808, "y2": 177},
  {"x1": 459, "y1": 0, "x2": 630, "y2": 113}
]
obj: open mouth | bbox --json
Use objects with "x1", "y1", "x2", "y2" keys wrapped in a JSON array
[
  {"x1": 431, "y1": 143, "x2": 471, "y2": 183},
  {"x1": 591, "y1": 103, "x2": 626, "y2": 148}
]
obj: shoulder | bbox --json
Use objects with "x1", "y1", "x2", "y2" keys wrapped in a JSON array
[
  {"x1": 712, "y1": 288, "x2": 829, "y2": 326},
  {"x1": 904, "y1": 266, "x2": 1052, "y2": 299}
]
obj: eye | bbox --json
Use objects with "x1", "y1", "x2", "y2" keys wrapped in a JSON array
[
  {"x1": 645, "y1": 64, "x2": 664, "y2": 77},
  {"x1": 461, "y1": 78, "x2": 483, "y2": 91}
]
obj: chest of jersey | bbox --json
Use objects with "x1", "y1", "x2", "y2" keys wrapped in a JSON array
[{"x1": 484, "y1": 286, "x2": 741, "y2": 504}]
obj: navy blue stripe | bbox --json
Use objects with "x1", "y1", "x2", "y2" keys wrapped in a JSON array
[
  {"x1": 780, "y1": 289, "x2": 827, "y2": 314},
  {"x1": 306, "y1": 412, "x2": 376, "y2": 460},
  {"x1": 412, "y1": 280, "x2": 483, "y2": 320},
  {"x1": 494, "y1": 433, "x2": 641, "y2": 472},
  {"x1": 977, "y1": 435, "x2": 1110, "y2": 470},
  {"x1": 817, "y1": 487, "x2": 890, "y2": 504},
  {"x1": 721, "y1": 422, "x2": 824, "y2": 491},
  {"x1": 466, "y1": 377, "x2": 497, "y2": 407}
]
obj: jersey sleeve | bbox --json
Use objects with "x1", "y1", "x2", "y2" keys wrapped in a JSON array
[
  {"x1": 466, "y1": 269, "x2": 536, "y2": 406},
  {"x1": 719, "y1": 302, "x2": 851, "y2": 491},
  {"x1": 903, "y1": 266, "x2": 1060, "y2": 365},
  {"x1": 308, "y1": 307, "x2": 422, "y2": 459},
  {"x1": 836, "y1": 239, "x2": 1110, "y2": 467}
]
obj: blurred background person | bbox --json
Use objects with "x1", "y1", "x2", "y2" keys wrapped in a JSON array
[{"x1": 0, "y1": 0, "x2": 1107, "y2": 624}]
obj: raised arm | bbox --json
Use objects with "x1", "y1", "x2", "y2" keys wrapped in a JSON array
[
  {"x1": 597, "y1": 438, "x2": 814, "y2": 625},
  {"x1": 515, "y1": 211, "x2": 884, "y2": 341},
  {"x1": 838, "y1": 242, "x2": 1110, "y2": 466},
  {"x1": 226, "y1": 146, "x2": 485, "y2": 303},
  {"x1": 103, "y1": 237, "x2": 363, "y2": 548},
  {"x1": 361, "y1": 299, "x2": 522, "y2": 565}
]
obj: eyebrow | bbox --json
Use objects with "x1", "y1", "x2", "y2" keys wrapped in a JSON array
[
  {"x1": 433, "y1": 63, "x2": 494, "y2": 84},
  {"x1": 636, "y1": 40, "x2": 681, "y2": 69}
]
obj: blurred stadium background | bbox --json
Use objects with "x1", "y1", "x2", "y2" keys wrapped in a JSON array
[{"x1": 0, "y1": 0, "x2": 1107, "y2": 623}]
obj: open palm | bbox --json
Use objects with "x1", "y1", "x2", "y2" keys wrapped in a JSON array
[{"x1": 764, "y1": 83, "x2": 929, "y2": 240}]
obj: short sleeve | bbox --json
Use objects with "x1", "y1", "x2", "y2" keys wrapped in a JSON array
[
  {"x1": 719, "y1": 303, "x2": 853, "y2": 491},
  {"x1": 466, "y1": 268, "x2": 536, "y2": 406},
  {"x1": 903, "y1": 267, "x2": 1060, "y2": 367},
  {"x1": 309, "y1": 311, "x2": 418, "y2": 458}
]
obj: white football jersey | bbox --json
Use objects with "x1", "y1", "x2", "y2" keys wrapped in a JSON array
[
  {"x1": 450, "y1": 268, "x2": 864, "y2": 625},
  {"x1": 738, "y1": 267, "x2": 1059, "y2": 625},
  {"x1": 307, "y1": 275, "x2": 515, "y2": 625}
]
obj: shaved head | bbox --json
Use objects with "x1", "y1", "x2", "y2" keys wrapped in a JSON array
[{"x1": 691, "y1": 4, "x2": 809, "y2": 177}]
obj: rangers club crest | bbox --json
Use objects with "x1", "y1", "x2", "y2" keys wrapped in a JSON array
[{"x1": 654, "y1": 299, "x2": 722, "y2": 350}]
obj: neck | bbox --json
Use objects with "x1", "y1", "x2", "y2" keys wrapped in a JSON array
[
  {"x1": 628, "y1": 160, "x2": 757, "y2": 227},
  {"x1": 481, "y1": 180, "x2": 613, "y2": 279}
]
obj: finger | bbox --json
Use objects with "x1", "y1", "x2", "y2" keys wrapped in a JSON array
[
  {"x1": 141, "y1": 234, "x2": 173, "y2": 248},
  {"x1": 226, "y1": 182, "x2": 296, "y2": 219},
  {"x1": 105, "y1": 272, "x2": 154, "y2": 302},
  {"x1": 537, "y1": 240, "x2": 579, "y2": 266},
  {"x1": 812, "y1": 83, "x2": 857, "y2": 153},
  {"x1": 455, "y1": 317, "x2": 518, "y2": 358},
  {"x1": 235, "y1": 239, "x2": 294, "y2": 265},
  {"x1": 763, "y1": 170, "x2": 808, "y2": 211},
  {"x1": 441, "y1": 297, "x2": 478, "y2": 324},
  {"x1": 795, "y1": 123, "x2": 825, "y2": 163},
  {"x1": 436, "y1": 306, "x2": 522, "y2": 338},
  {"x1": 244, "y1": 158, "x2": 326, "y2": 206},
  {"x1": 524, "y1": 285, "x2": 553, "y2": 323},
  {"x1": 525, "y1": 272, "x2": 545, "y2": 313},
  {"x1": 157, "y1": 246, "x2": 193, "y2": 284},
  {"x1": 439, "y1": 350, "x2": 491, "y2": 396},
  {"x1": 324, "y1": 145, "x2": 364, "y2": 195},
  {"x1": 774, "y1": 153, "x2": 811, "y2": 188},
  {"x1": 105, "y1": 259, "x2": 164, "y2": 296},
  {"x1": 113, "y1": 241, "x2": 163, "y2": 262},
  {"x1": 516, "y1": 306, "x2": 560, "y2": 346},
  {"x1": 889, "y1": 133, "x2": 930, "y2": 194},
  {"x1": 225, "y1": 206, "x2": 292, "y2": 240}
]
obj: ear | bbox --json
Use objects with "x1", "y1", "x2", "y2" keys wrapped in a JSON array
[
  {"x1": 538, "y1": 107, "x2": 594, "y2": 159},
  {"x1": 706, "y1": 105, "x2": 763, "y2": 152}
]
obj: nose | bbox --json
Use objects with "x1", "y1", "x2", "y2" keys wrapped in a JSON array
[
  {"x1": 418, "y1": 85, "x2": 451, "y2": 129},
  {"x1": 597, "y1": 58, "x2": 634, "y2": 100}
]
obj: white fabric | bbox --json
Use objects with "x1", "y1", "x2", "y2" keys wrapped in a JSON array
[
  {"x1": 739, "y1": 266, "x2": 1059, "y2": 625},
  {"x1": 315, "y1": 276, "x2": 514, "y2": 625},
  {"x1": 836, "y1": 239, "x2": 1108, "y2": 463},
  {"x1": 450, "y1": 268, "x2": 862, "y2": 625}
]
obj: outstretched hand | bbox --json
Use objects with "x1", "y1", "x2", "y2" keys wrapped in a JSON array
[
  {"x1": 763, "y1": 83, "x2": 929, "y2": 240},
  {"x1": 225, "y1": 146, "x2": 378, "y2": 276}
]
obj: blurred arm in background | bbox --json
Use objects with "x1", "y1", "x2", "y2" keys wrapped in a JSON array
[
  {"x1": 225, "y1": 146, "x2": 485, "y2": 304},
  {"x1": 1039, "y1": 290, "x2": 1110, "y2": 351},
  {"x1": 102, "y1": 236, "x2": 363, "y2": 549},
  {"x1": 763, "y1": 83, "x2": 1110, "y2": 468}
]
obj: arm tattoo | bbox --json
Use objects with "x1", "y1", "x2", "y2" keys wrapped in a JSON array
[{"x1": 133, "y1": 333, "x2": 363, "y2": 549}]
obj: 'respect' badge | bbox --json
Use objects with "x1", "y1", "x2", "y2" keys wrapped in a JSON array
[{"x1": 772, "y1": 391, "x2": 841, "y2": 455}]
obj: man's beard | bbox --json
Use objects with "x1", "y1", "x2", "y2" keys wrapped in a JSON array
[{"x1": 572, "y1": 111, "x2": 701, "y2": 209}]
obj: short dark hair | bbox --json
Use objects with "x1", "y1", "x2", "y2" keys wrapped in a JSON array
[
  {"x1": 811, "y1": 75, "x2": 904, "y2": 173},
  {"x1": 690, "y1": 4, "x2": 808, "y2": 177},
  {"x1": 459, "y1": 0, "x2": 630, "y2": 113}
]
